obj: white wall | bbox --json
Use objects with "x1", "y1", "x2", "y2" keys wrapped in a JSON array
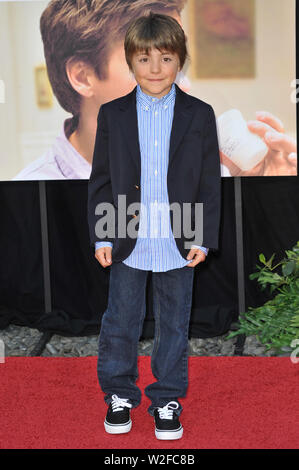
[
  {"x1": 183, "y1": 0, "x2": 296, "y2": 138},
  {"x1": 0, "y1": 2, "x2": 18, "y2": 179},
  {"x1": 0, "y1": 0, "x2": 69, "y2": 180}
]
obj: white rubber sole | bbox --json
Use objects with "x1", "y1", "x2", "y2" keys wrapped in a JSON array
[
  {"x1": 104, "y1": 419, "x2": 132, "y2": 434},
  {"x1": 155, "y1": 425, "x2": 183, "y2": 440}
]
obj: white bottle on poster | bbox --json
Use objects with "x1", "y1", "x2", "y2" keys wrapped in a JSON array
[{"x1": 217, "y1": 109, "x2": 268, "y2": 171}]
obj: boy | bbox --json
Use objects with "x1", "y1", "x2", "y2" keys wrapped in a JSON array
[{"x1": 88, "y1": 13, "x2": 221, "y2": 440}]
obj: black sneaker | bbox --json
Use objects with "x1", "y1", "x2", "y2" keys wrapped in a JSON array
[
  {"x1": 154, "y1": 401, "x2": 183, "y2": 440},
  {"x1": 104, "y1": 394, "x2": 132, "y2": 434}
]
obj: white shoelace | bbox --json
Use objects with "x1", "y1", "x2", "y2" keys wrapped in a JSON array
[
  {"x1": 110, "y1": 394, "x2": 132, "y2": 412},
  {"x1": 157, "y1": 401, "x2": 179, "y2": 420}
]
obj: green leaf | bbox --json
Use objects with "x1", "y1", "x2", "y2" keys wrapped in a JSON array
[
  {"x1": 249, "y1": 272, "x2": 261, "y2": 280},
  {"x1": 267, "y1": 253, "x2": 276, "y2": 268},
  {"x1": 225, "y1": 331, "x2": 243, "y2": 340},
  {"x1": 282, "y1": 260, "x2": 296, "y2": 277},
  {"x1": 259, "y1": 253, "x2": 266, "y2": 264}
]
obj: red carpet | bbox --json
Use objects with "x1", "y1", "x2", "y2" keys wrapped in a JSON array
[{"x1": 0, "y1": 356, "x2": 298, "y2": 449}]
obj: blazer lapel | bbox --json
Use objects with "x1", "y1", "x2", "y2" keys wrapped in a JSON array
[
  {"x1": 118, "y1": 83, "x2": 194, "y2": 176},
  {"x1": 169, "y1": 84, "x2": 194, "y2": 168}
]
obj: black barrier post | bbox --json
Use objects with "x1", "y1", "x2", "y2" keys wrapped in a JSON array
[
  {"x1": 29, "y1": 181, "x2": 53, "y2": 356},
  {"x1": 39, "y1": 181, "x2": 52, "y2": 314},
  {"x1": 233, "y1": 177, "x2": 246, "y2": 355}
]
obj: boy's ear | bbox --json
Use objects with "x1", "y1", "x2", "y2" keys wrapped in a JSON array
[{"x1": 65, "y1": 58, "x2": 95, "y2": 98}]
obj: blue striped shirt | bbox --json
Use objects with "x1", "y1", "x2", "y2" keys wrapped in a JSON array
[{"x1": 95, "y1": 82, "x2": 208, "y2": 271}]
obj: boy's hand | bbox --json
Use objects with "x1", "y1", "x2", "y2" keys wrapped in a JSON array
[
  {"x1": 186, "y1": 248, "x2": 206, "y2": 267},
  {"x1": 95, "y1": 246, "x2": 112, "y2": 268}
]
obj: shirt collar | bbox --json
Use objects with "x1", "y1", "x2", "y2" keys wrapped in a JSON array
[
  {"x1": 52, "y1": 119, "x2": 91, "y2": 179},
  {"x1": 136, "y1": 82, "x2": 176, "y2": 110}
]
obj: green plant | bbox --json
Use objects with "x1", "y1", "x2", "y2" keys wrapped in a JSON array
[{"x1": 226, "y1": 241, "x2": 299, "y2": 355}]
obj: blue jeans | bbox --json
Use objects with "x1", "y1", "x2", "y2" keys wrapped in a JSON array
[{"x1": 97, "y1": 261, "x2": 195, "y2": 416}]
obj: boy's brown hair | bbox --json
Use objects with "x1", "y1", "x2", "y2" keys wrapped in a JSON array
[
  {"x1": 40, "y1": 0, "x2": 187, "y2": 119},
  {"x1": 124, "y1": 11, "x2": 188, "y2": 73}
]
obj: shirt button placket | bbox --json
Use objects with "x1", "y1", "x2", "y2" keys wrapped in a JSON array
[{"x1": 154, "y1": 104, "x2": 159, "y2": 240}]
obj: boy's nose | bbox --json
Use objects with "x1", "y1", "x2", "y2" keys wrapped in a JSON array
[{"x1": 150, "y1": 61, "x2": 161, "y2": 73}]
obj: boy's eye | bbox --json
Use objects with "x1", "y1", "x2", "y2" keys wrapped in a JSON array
[{"x1": 139, "y1": 57, "x2": 172, "y2": 63}]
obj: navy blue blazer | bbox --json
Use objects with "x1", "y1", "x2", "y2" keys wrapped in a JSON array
[{"x1": 88, "y1": 83, "x2": 221, "y2": 263}]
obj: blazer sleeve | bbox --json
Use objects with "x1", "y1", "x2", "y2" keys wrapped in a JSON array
[
  {"x1": 197, "y1": 105, "x2": 222, "y2": 251},
  {"x1": 87, "y1": 104, "x2": 115, "y2": 248}
]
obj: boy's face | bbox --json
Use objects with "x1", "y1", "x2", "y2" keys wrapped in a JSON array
[
  {"x1": 130, "y1": 47, "x2": 181, "y2": 99},
  {"x1": 90, "y1": 10, "x2": 187, "y2": 106}
]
